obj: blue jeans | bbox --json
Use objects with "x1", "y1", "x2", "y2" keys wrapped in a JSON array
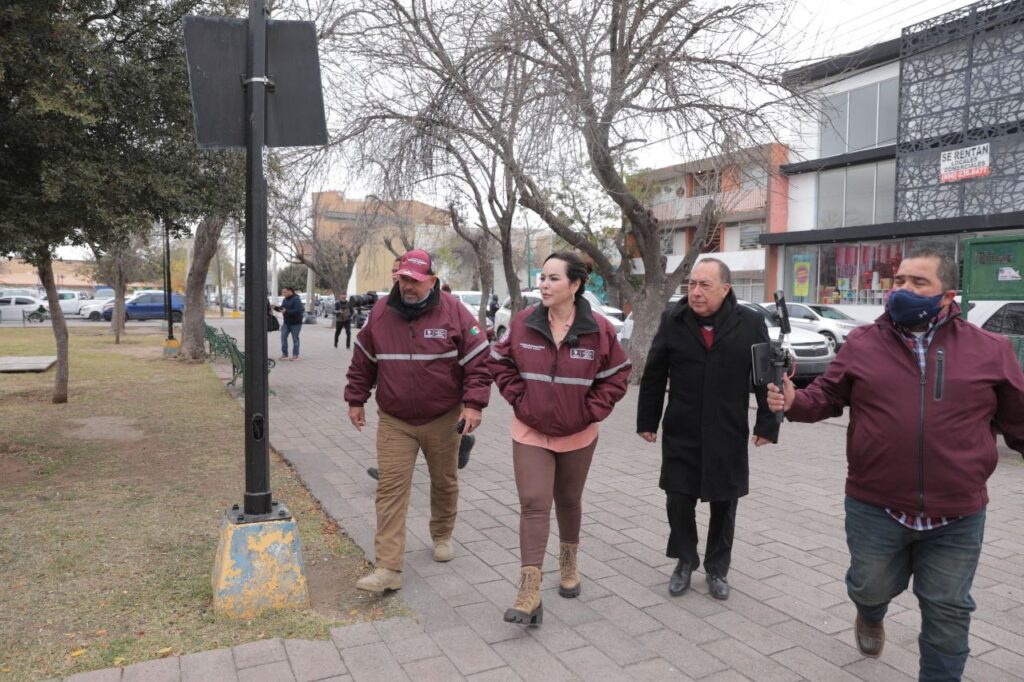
[
  {"x1": 844, "y1": 496, "x2": 985, "y2": 682},
  {"x1": 280, "y1": 322, "x2": 301, "y2": 357}
]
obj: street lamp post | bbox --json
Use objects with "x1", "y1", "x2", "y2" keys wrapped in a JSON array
[{"x1": 163, "y1": 220, "x2": 174, "y2": 342}]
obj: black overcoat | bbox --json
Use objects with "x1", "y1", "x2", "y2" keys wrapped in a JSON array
[{"x1": 636, "y1": 293, "x2": 778, "y2": 500}]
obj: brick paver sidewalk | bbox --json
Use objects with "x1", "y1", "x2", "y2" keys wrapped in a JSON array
[{"x1": 66, "y1": 318, "x2": 1024, "y2": 681}]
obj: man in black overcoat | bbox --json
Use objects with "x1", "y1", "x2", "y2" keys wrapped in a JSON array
[{"x1": 637, "y1": 259, "x2": 778, "y2": 600}]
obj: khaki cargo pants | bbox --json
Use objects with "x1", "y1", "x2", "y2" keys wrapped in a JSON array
[{"x1": 374, "y1": 405, "x2": 461, "y2": 571}]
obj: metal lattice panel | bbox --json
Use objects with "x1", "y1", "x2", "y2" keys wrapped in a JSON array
[{"x1": 896, "y1": 0, "x2": 1024, "y2": 221}]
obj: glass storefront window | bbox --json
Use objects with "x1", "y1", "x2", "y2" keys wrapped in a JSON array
[
  {"x1": 785, "y1": 247, "x2": 818, "y2": 303},
  {"x1": 854, "y1": 240, "x2": 903, "y2": 304}
]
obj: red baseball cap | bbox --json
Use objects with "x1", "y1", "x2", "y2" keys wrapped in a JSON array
[{"x1": 396, "y1": 249, "x2": 433, "y2": 282}]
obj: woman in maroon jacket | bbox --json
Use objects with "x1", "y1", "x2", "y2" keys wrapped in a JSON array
[{"x1": 489, "y1": 252, "x2": 631, "y2": 626}]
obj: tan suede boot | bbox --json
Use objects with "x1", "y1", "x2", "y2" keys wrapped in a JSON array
[
  {"x1": 503, "y1": 566, "x2": 543, "y2": 625},
  {"x1": 355, "y1": 567, "x2": 402, "y2": 593},
  {"x1": 558, "y1": 542, "x2": 581, "y2": 598}
]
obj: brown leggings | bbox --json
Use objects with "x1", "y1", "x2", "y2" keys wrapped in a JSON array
[{"x1": 512, "y1": 438, "x2": 597, "y2": 568}]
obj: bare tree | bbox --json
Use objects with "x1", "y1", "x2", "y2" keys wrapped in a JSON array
[
  {"x1": 270, "y1": 188, "x2": 381, "y2": 301},
  {"x1": 340, "y1": 0, "x2": 804, "y2": 375},
  {"x1": 88, "y1": 229, "x2": 160, "y2": 344}
]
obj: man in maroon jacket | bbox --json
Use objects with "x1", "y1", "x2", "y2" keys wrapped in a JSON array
[
  {"x1": 345, "y1": 250, "x2": 492, "y2": 593},
  {"x1": 767, "y1": 249, "x2": 1024, "y2": 681}
]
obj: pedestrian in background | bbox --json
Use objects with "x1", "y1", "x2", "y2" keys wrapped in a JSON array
[
  {"x1": 345, "y1": 250, "x2": 492, "y2": 593},
  {"x1": 334, "y1": 292, "x2": 352, "y2": 349},
  {"x1": 636, "y1": 258, "x2": 777, "y2": 601},
  {"x1": 274, "y1": 286, "x2": 304, "y2": 360},
  {"x1": 767, "y1": 248, "x2": 1024, "y2": 680},
  {"x1": 489, "y1": 252, "x2": 631, "y2": 626},
  {"x1": 488, "y1": 293, "x2": 499, "y2": 322}
]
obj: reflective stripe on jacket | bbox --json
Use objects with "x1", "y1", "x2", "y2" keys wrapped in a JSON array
[
  {"x1": 344, "y1": 285, "x2": 492, "y2": 425},
  {"x1": 489, "y1": 296, "x2": 631, "y2": 437}
]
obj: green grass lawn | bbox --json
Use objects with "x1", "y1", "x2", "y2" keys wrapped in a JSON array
[{"x1": 0, "y1": 327, "x2": 402, "y2": 680}]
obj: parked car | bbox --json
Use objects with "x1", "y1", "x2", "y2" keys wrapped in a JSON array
[
  {"x1": 763, "y1": 301, "x2": 867, "y2": 351},
  {"x1": 56, "y1": 290, "x2": 92, "y2": 315},
  {"x1": 102, "y1": 292, "x2": 185, "y2": 322},
  {"x1": 448, "y1": 291, "x2": 495, "y2": 340},
  {"x1": 80, "y1": 297, "x2": 115, "y2": 321},
  {"x1": 740, "y1": 301, "x2": 835, "y2": 381},
  {"x1": 493, "y1": 290, "x2": 624, "y2": 340},
  {"x1": 964, "y1": 299, "x2": 1024, "y2": 335},
  {"x1": 0, "y1": 295, "x2": 49, "y2": 322},
  {"x1": 617, "y1": 295, "x2": 835, "y2": 382}
]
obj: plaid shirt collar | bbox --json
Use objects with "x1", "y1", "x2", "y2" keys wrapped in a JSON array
[{"x1": 894, "y1": 306, "x2": 954, "y2": 374}]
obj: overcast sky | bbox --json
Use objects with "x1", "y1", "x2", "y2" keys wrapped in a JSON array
[{"x1": 58, "y1": 0, "x2": 985, "y2": 261}]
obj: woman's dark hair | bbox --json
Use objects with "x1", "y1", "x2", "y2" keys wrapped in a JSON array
[{"x1": 544, "y1": 251, "x2": 590, "y2": 301}]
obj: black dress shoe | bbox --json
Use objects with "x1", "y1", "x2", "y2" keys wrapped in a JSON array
[
  {"x1": 706, "y1": 573, "x2": 730, "y2": 600},
  {"x1": 668, "y1": 560, "x2": 692, "y2": 596},
  {"x1": 458, "y1": 434, "x2": 475, "y2": 469},
  {"x1": 367, "y1": 467, "x2": 379, "y2": 481}
]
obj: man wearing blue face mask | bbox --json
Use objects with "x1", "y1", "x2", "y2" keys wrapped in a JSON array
[{"x1": 765, "y1": 248, "x2": 1024, "y2": 682}]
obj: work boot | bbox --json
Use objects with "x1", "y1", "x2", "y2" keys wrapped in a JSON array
[
  {"x1": 854, "y1": 614, "x2": 885, "y2": 658},
  {"x1": 458, "y1": 434, "x2": 475, "y2": 469},
  {"x1": 355, "y1": 567, "x2": 402, "y2": 593},
  {"x1": 706, "y1": 573, "x2": 730, "y2": 600},
  {"x1": 503, "y1": 566, "x2": 543, "y2": 625},
  {"x1": 558, "y1": 542, "x2": 581, "y2": 598},
  {"x1": 433, "y1": 537, "x2": 455, "y2": 562},
  {"x1": 668, "y1": 560, "x2": 692, "y2": 596}
]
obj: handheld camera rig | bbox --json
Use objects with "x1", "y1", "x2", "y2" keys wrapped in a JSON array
[{"x1": 751, "y1": 290, "x2": 793, "y2": 423}]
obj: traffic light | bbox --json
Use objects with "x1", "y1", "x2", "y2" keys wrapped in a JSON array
[{"x1": 240, "y1": 262, "x2": 246, "y2": 278}]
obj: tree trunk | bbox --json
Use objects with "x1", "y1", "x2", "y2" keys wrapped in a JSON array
[
  {"x1": 37, "y1": 258, "x2": 69, "y2": 404},
  {"x1": 112, "y1": 259, "x2": 126, "y2": 344},
  {"x1": 477, "y1": 260, "x2": 494, "y2": 329},
  {"x1": 179, "y1": 216, "x2": 226, "y2": 360}
]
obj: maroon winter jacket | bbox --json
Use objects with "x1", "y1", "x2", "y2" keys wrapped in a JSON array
[
  {"x1": 786, "y1": 303, "x2": 1024, "y2": 517},
  {"x1": 488, "y1": 297, "x2": 631, "y2": 437},
  {"x1": 344, "y1": 284, "x2": 492, "y2": 424}
]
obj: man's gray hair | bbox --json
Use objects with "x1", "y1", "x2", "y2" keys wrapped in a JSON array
[
  {"x1": 905, "y1": 248, "x2": 959, "y2": 292},
  {"x1": 696, "y1": 257, "x2": 732, "y2": 285}
]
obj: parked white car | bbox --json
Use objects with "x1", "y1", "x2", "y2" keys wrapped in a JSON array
[
  {"x1": 763, "y1": 301, "x2": 867, "y2": 351},
  {"x1": 80, "y1": 297, "x2": 115, "y2": 321},
  {"x1": 965, "y1": 300, "x2": 1024, "y2": 335},
  {"x1": 0, "y1": 295, "x2": 49, "y2": 321},
  {"x1": 493, "y1": 290, "x2": 624, "y2": 340}
]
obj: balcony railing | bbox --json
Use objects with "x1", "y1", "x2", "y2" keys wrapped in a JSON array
[{"x1": 651, "y1": 187, "x2": 767, "y2": 223}]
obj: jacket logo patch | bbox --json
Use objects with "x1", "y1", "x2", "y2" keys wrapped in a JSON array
[
  {"x1": 570, "y1": 348, "x2": 595, "y2": 361},
  {"x1": 520, "y1": 343, "x2": 544, "y2": 351},
  {"x1": 423, "y1": 329, "x2": 448, "y2": 339}
]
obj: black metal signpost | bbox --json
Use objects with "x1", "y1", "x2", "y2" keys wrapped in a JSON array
[
  {"x1": 184, "y1": 0, "x2": 326, "y2": 520},
  {"x1": 184, "y1": 0, "x2": 326, "y2": 617},
  {"x1": 163, "y1": 221, "x2": 175, "y2": 344}
]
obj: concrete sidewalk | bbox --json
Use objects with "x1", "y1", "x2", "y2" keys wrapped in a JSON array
[{"x1": 67, "y1": 318, "x2": 1024, "y2": 681}]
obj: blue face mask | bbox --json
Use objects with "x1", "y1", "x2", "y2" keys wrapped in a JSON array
[{"x1": 887, "y1": 289, "x2": 945, "y2": 327}]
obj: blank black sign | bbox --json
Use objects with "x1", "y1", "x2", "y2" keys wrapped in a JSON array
[{"x1": 183, "y1": 16, "x2": 328, "y2": 149}]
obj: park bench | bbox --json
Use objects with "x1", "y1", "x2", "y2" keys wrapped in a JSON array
[
  {"x1": 221, "y1": 328, "x2": 275, "y2": 388},
  {"x1": 203, "y1": 321, "x2": 232, "y2": 359}
]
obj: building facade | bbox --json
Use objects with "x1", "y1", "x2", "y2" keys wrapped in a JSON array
[
  {"x1": 764, "y1": 0, "x2": 1024, "y2": 315},
  {"x1": 638, "y1": 144, "x2": 789, "y2": 301}
]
